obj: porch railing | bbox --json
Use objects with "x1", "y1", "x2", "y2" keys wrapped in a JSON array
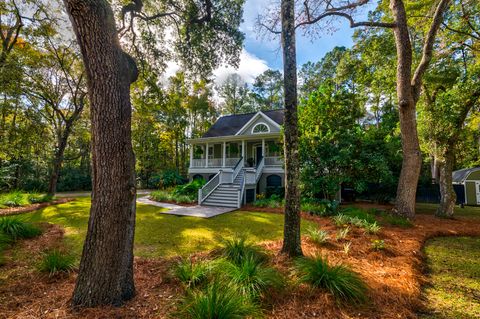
[
  {"x1": 191, "y1": 159, "x2": 206, "y2": 167},
  {"x1": 208, "y1": 158, "x2": 222, "y2": 167},
  {"x1": 255, "y1": 157, "x2": 265, "y2": 183},
  {"x1": 265, "y1": 156, "x2": 282, "y2": 166},
  {"x1": 232, "y1": 157, "x2": 244, "y2": 180},
  {"x1": 226, "y1": 157, "x2": 241, "y2": 167}
]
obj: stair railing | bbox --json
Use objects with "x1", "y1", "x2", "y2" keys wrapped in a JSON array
[
  {"x1": 232, "y1": 157, "x2": 244, "y2": 181},
  {"x1": 198, "y1": 171, "x2": 221, "y2": 205},
  {"x1": 237, "y1": 170, "x2": 246, "y2": 208},
  {"x1": 255, "y1": 157, "x2": 265, "y2": 183}
]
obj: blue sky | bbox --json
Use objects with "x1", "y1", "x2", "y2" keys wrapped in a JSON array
[{"x1": 212, "y1": 0, "x2": 359, "y2": 84}]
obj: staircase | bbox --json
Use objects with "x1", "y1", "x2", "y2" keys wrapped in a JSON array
[{"x1": 202, "y1": 169, "x2": 244, "y2": 208}]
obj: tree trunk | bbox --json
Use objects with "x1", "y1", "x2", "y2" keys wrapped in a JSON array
[
  {"x1": 280, "y1": 0, "x2": 302, "y2": 257},
  {"x1": 390, "y1": 0, "x2": 422, "y2": 218},
  {"x1": 436, "y1": 148, "x2": 456, "y2": 217},
  {"x1": 47, "y1": 122, "x2": 73, "y2": 196},
  {"x1": 64, "y1": 0, "x2": 138, "y2": 308}
]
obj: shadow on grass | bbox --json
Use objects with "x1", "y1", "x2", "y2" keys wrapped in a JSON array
[{"x1": 21, "y1": 197, "x2": 316, "y2": 258}]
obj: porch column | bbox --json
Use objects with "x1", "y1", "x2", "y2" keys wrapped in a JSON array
[
  {"x1": 205, "y1": 143, "x2": 209, "y2": 168},
  {"x1": 262, "y1": 139, "x2": 265, "y2": 158},
  {"x1": 189, "y1": 144, "x2": 193, "y2": 168},
  {"x1": 242, "y1": 140, "x2": 245, "y2": 159},
  {"x1": 222, "y1": 141, "x2": 226, "y2": 167}
]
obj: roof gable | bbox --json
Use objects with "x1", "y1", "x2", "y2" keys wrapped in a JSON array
[
  {"x1": 452, "y1": 167, "x2": 480, "y2": 183},
  {"x1": 201, "y1": 109, "x2": 284, "y2": 138}
]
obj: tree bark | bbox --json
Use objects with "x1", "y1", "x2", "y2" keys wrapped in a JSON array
[
  {"x1": 280, "y1": 0, "x2": 302, "y2": 257},
  {"x1": 64, "y1": 0, "x2": 138, "y2": 308},
  {"x1": 47, "y1": 122, "x2": 74, "y2": 196},
  {"x1": 436, "y1": 148, "x2": 456, "y2": 218}
]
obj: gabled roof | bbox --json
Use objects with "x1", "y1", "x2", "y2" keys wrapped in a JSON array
[
  {"x1": 202, "y1": 109, "x2": 284, "y2": 138},
  {"x1": 452, "y1": 167, "x2": 480, "y2": 183}
]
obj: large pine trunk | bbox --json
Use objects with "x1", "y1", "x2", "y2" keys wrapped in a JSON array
[
  {"x1": 390, "y1": 0, "x2": 422, "y2": 218},
  {"x1": 436, "y1": 149, "x2": 456, "y2": 217},
  {"x1": 280, "y1": 0, "x2": 302, "y2": 257},
  {"x1": 64, "y1": 0, "x2": 138, "y2": 307}
]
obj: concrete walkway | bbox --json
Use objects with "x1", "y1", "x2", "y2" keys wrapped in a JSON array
[{"x1": 136, "y1": 197, "x2": 236, "y2": 218}]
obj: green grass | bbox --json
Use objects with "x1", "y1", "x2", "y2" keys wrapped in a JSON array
[
  {"x1": 22, "y1": 197, "x2": 316, "y2": 258},
  {"x1": 416, "y1": 203, "x2": 480, "y2": 219},
  {"x1": 421, "y1": 237, "x2": 480, "y2": 319}
]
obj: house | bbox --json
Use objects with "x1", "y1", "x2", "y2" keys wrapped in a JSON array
[
  {"x1": 187, "y1": 110, "x2": 285, "y2": 208},
  {"x1": 452, "y1": 167, "x2": 480, "y2": 206}
]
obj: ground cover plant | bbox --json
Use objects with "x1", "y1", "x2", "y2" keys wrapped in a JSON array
[
  {"x1": 0, "y1": 191, "x2": 53, "y2": 208},
  {"x1": 38, "y1": 249, "x2": 77, "y2": 276}
]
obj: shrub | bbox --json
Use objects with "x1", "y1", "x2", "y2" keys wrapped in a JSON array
[
  {"x1": 27, "y1": 193, "x2": 52, "y2": 204},
  {"x1": 301, "y1": 202, "x2": 327, "y2": 216},
  {"x1": 174, "y1": 179, "x2": 206, "y2": 197},
  {"x1": 336, "y1": 227, "x2": 350, "y2": 241},
  {"x1": 0, "y1": 191, "x2": 29, "y2": 207},
  {"x1": 253, "y1": 195, "x2": 283, "y2": 208},
  {"x1": 343, "y1": 242, "x2": 352, "y2": 255},
  {"x1": 219, "y1": 236, "x2": 267, "y2": 265},
  {"x1": 305, "y1": 227, "x2": 329, "y2": 245},
  {"x1": 341, "y1": 207, "x2": 376, "y2": 224},
  {"x1": 0, "y1": 217, "x2": 42, "y2": 240},
  {"x1": 179, "y1": 281, "x2": 261, "y2": 319},
  {"x1": 150, "y1": 190, "x2": 196, "y2": 204},
  {"x1": 174, "y1": 258, "x2": 211, "y2": 288},
  {"x1": 371, "y1": 239, "x2": 386, "y2": 251},
  {"x1": 38, "y1": 250, "x2": 76, "y2": 275},
  {"x1": 295, "y1": 256, "x2": 368, "y2": 303},
  {"x1": 219, "y1": 255, "x2": 283, "y2": 300}
]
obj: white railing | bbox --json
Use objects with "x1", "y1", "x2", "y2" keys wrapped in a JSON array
[
  {"x1": 265, "y1": 156, "x2": 283, "y2": 166},
  {"x1": 237, "y1": 170, "x2": 246, "y2": 208},
  {"x1": 208, "y1": 158, "x2": 223, "y2": 167},
  {"x1": 226, "y1": 157, "x2": 241, "y2": 167},
  {"x1": 232, "y1": 157, "x2": 244, "y2": 180},
  {"x1": 191, "y1": 159, "x2": 206, "y2": 167},
  {"x1": 255, "y1": 157, "x2": 265, "y2": 183},
  {"x1": 198, "y1": 171, "x2": 221, "y2": 204}
]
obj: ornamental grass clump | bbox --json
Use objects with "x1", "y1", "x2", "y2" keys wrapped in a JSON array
[
  {"x1": 38, "y1": 250, "x2": 76, "y2": 276},
  {"x1": 174, "y1": 258, "x2": 211, "y2": 288},
  {"x1": 0, "y1": 216, "x2": 42, "y2": 240},
  {"x1": 178, "y1": 281, "x2": 261, "y2": 319},
  {"x1": 305, "y1": 227, "x2": 329, "y2": 245},
  {"x1": 295, "y1": 256, "x2": 368, "y2": 304},
  {"x1": 219, "y1": 236, "x2": 267, "y2": 265}
]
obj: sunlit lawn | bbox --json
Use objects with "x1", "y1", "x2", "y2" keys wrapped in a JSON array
[
  {"x1": 24, "y1": 197, "x2": 315, "y2": 258},
  {"x1": 416, "y1": 202, "x2": 480, "y2": 219},
  {"x1": 421, "y1": 237, "x2": 480, "y2": 319}
]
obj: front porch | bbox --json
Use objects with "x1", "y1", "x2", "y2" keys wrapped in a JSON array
[{"x1": 189, "y1": 139, "x2": 283, "y2": 170}]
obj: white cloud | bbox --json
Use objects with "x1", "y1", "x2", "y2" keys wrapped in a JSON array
[{"x1": 213, "y1": 49, "x2": 269, "y2": 85}]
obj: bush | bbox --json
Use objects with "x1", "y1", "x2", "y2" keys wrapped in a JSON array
[
  {"x1": 150, "y1": 190, "x2": 197, "y2": 204},
  {"x1": 0, "y1": 191, "x2": 29, "y2": 207},
  {"x1": 380, "y1": 213, "x2": 413, "y2": 228},
  {"x1": 332, "y1": 214, "x2": 349, "y2": 227},
  {"x1": 305, "y1": 227, "x2": 329, "y2": 245},
  {"x1": 336, "y1": 227, "x2": 350, "y2": 241},
  {"x1": 253, "y1": 194, "x2": 284, "y2": 208},
  {"x1": 38, "y1": 250, "x2": 76, "y2": 275},
  {"x1": 174, "y1": 258, "x2": 211, "y2": 288},
  {"x1": 178, "y1": 281, "x2": 261, "y2": 319},
  {"x1": 218, "y1": 255, "x2": 283, "y2": 300},
  {"x1": 149, "y1": 170, "x2": 185, "y2": 189},
  {"x1": 0, "y1": 217, "x2": 42, "y2": 240},
  {"x1": 27, "y1": 193, "x2": 53, "y2": 204},
  {"x1": 341, "y1": 207, "x2": 376, "y2": 224},
  {"x1": 301, "y1": 202, "x2": 327, "y2": 216},
  {"x1": 363, "y1": 221, "x2": 381, "y2": 234},
  {"x1": 371, "y1": 239, "x2": 386, "y2": 251},
  {"x1": 174, "y1": 178, "x2": 206, "y2": 197},
  {"x1": 219, "y1": 236, "x2": 267, "y2": 265},
  {"x1": 295, "y1": 256, "x2": 368, "y2": 303}
]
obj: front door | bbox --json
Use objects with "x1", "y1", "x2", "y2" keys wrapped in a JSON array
[
  {"x1": 255, "y1": 145, "x2": 263, "y2": 166},
  {"x1": 475, "y1": 181, "x2": 480, "y2": 205}
]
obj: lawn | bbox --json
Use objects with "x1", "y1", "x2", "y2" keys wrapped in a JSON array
[
  {"x1": 416, "y1": 202, "x2": 480, "y2": 219},
  {"x1": 421, "y1": 236, "x2": 480, "y2": 319},
  {"x1": 24, "y1": 197, "x2": 316, "y2": 258}
]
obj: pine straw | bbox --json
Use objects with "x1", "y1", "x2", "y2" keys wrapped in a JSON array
[
  {"x1": 0, "y1": 198, "x2": 74, "y2": 217},
  {"x1": 1, "y1": 210, "x2": 480, "y2": 318}
]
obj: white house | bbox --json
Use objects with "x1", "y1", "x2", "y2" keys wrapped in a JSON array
[{"x1": 187, "y1": 110, "x2": 285, "y2": 208}]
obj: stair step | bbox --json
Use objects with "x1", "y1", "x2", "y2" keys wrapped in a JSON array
[
  {"x1": 203, "y1": 200, "x2": 238, "y2": 208},
  {"x1": 209, "y1": 195, "x2": 238, "y2": 201}
]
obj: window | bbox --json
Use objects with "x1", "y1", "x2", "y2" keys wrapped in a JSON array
[{"x1": 252, "y1": 123, "x2": 270, "y2": 134}]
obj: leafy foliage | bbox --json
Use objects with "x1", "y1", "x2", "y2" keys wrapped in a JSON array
[
  {"x1": 0, "y1": 216, "x2": 42, "y2": 240},
  {"x1": 305, "y1": 227, "x2": 329, "y2": 245},
  {"x1": 295, "y1": 256, "x2": 368, "y2": 304},
  {"x1": 219, "y1": 236, "x2": 267, "y2": 265},
  {"x1": 174, "y1": 258, "x2": 211, "y2": 288}
]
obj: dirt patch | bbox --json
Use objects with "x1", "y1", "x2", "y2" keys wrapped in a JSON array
[
  {"x1": 0, "y1": 198, "x2": 74, "y2": 217},
  {"x1": 1, "y1": 210, "x2": 479, "y2": 318}
]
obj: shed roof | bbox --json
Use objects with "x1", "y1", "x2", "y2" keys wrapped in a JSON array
[
  {"x1": 452, "y1": 167, "x2": 480, "y2": 183},
  {"x1": 202, "y1": 109, "x2": 284, "y2": 138}
]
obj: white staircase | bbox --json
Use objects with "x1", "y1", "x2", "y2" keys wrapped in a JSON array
[{"x1": 202, "y1": 170, "x2": 245, "y2": 208}]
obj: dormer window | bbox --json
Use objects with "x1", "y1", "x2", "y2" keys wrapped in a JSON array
[{"x1": 252, "y1": 123, "x2": 270, "y2": 134}]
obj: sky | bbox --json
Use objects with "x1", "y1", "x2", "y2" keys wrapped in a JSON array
[{"x1": 211, "y1": 0, "x2": 359, "y2": 85}]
